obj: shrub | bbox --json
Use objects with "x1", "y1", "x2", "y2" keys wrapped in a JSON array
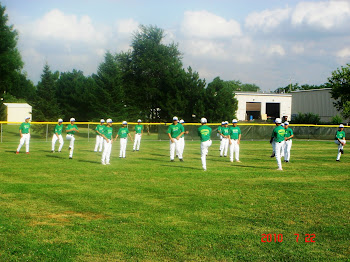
[
  {"x1": 292, "y1": 112, "x2": 321, "y2": 124},
  {"x1": 331, "y1": 115, "x2": 343, "y2": 125}
]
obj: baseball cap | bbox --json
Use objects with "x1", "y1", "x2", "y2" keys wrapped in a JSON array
[
  {"x1": 100, "y1": 119, "x2": 105, "y2": 123},
  {"x1": 221, "y1": 121, "x2": 225, "y2": 125},
  {"x1": 200, "y1": 117, "x2": 207, "y2": 123},
  {"x1": 232, "y1": 119, "x2": 238, "y2": 123},
  {"x1": 70, "y1": 118, "x2": 76, "y2": 122},
  {"x1": 137, "y1": 119, "x2": 142, "y2": 123},
  {"x1": 58, "y1": 119, "x2": 63, "y2": 122},
  {"x1": 25, "y1": 116, "x2": 30, "y2": 120},
  {"x1": 225, "y1": 121, "x2": 229, "y2": 125},
  {"x1": 284, "y1": 121, "x2": 289, "y2": 125},
  {"x1": 173, "y1": 116, "x2": 179, "y2": 121},
  {"x1": 281, "y1": 123, "x2": 284, "y2": 127},
  {"x1": 106, "y1": 118, "x2": 113, "y2": 123},
  {"x1": 179, "y1": 119, "x2": 185, "y2": 124},
  {"x1": 339, "y1": 124, "x2": 345, "y2": 128},
  {"x1": 275, "y1": 118, "x2": 282, "y2": 124},
  {"x1": 122, "y1": 121, "x2": 127, "y2": 125}
]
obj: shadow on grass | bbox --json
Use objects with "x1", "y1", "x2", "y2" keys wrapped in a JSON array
[
  {"x1": 45, "y1": 154, "x2": 63, "y2": 159},
  {"x1": 160, "y1": 164, "x2": 199, "y2": 170},
  {"x1": 78, "y1": 159, "x2": 100, "y2": 165}
]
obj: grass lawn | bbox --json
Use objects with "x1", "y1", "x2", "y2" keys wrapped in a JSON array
[{"x1": 0, "y1": 136, "x2": 349, "y2": 261}]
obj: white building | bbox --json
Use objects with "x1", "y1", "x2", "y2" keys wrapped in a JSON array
[
  {"x1": 3, "y1": 103, "x2": 32, "y2": 122},
  {"x1": 235, "y1": 92, "x2": 292, "y2": 121},
  {"x1": 291, "y1": 88, "x2": 341, "y2": 122}
]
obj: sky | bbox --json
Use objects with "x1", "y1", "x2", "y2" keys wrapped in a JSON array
[{"x1": 3, "y1": 0, "x2": 350, "y2": 91}]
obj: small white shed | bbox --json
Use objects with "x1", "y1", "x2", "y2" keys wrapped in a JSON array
[{"x1": 3, "y1": 103, "x2": 32, "y2": 122}]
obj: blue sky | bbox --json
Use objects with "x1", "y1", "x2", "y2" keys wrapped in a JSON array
[{"x1": 3, "y1": 0, "x2": 350, "y2": 91}]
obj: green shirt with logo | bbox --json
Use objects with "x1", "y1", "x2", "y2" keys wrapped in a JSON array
[
  {"x1": 198, "y1": 125, "x2": 212, "y2": 142},
  {"x1": 285, "y1": 127, "x2": 294, "y2": 140},
  {"x1": 272, "y1": 125, "x2": 286, "y2": 143},
  {"x1": 20, "y1": 122, "x2": 30, "y2": 134},
  {"x1": 221, "y1": 127, "x2": 230, "y2": 136},
  {"x1": 336, "y1": 130, "x2": 346, "y2": 140},
  {"x1": 54, "y1": 124, "x2": 63, "y2": 135},
  {"x1": 96, "y1": 124, "x2": 105, "y2": 135},
  {"x1": 66, "y1": 124, "x2": 78, "y2": 135},
  {"x1": 104, "y1": 126, "x2": 113, "y2": 139},
  {"x1": 229, "y1": 126, "x2": 241, "y2": 139},
  {"x1": 167, "y1": 123, "x2": 184, "y2": 138},
  {"x1": 135, "y1": 124, "x2": 143, "y2": 134},
  {"x1": 217, "y1": 126, "x2": 222, "y2": 134},
  {"x1": 118, "y1": 127, "x2": 129, "y2": 138}
]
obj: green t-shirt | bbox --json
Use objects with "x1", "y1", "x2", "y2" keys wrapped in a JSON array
[
  {"x1": 104, "y1": 126, "x2": 113, "y2": 139},
  {"x1": 272, "y1": 125, "x2": 286, "y2": 143},
  {"x1": 167, "y1": 123, "x2": 184, "y2": 138},
  {"x1": 336, "y1": 130, "x2": 346, "y2": 140},
  {"x1": 54, "y1": 124, "x2": 63, "y2": 135},
  {"x1": 118, "y1": 127, "x2": 129, "y2": 138},
  {"x1": 20, "y1": 122, "x2": 30, "y2": 134},
  {"x1": 221, "y1": 126, "x2": 230, "y2": 136},
  {"x1": 66, "y1": 124, "x2": 78, "y2": 135},
  {"x1": 96, "y1": 124, "x2": 105, "y2": 135},
  {"x1": 285, "y1": 127, "x2": 294, "y2": 140},
  {"x1": 135, "y1": 124, "x2": 143, "y2": 134},
  {"x1": 179, "y1": 123, "x2": 185, "y2": 138},
  {"x1": 229, "y1": 126, "x2": 241, "y2": 139},
  {"x1": 217, "y1": 126, "x2": 222, "y2": 134},
  {"x1": 198, "y1": 125, "x2": 212, "y2": 142}
]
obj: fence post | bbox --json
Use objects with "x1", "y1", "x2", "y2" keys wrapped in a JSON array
[
  {"x1": 46, "y1": 124, "x2": 48, "y2": 142},
  {"x1": 1, "y1": 123, "x2": 2, "y2": 143},
  {"x1": 88, "y1": 124, "x2": 90, "y2": 142},
  {"x1": 308, "y1": 125, "x2": 310, "y2": 141}
]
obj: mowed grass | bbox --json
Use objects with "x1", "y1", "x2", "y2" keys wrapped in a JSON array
[{"x1": 0, "y1": 137, "x2": 349, "y2": 261}]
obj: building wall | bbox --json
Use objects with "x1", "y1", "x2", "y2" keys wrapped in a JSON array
[
  {"x1": 235, "y1": 93, "x2": 292, "y2": 121},
  {"x1": 4, "y1": 103, "x2": 32, "y2": 122},
  {"x1": 291, "y1": 89, "x2": 339, "y2": 122}
]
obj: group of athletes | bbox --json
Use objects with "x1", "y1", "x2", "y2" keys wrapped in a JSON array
[{"x1": 15, "y1": 115, "x2": 347, "y2": 170}]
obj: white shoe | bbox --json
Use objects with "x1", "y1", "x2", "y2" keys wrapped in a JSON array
[
  {"x1": 102, "y1": 161, "x2": 106, "y2": 165},
  {"x1": 106, "y1": 162, "x2": 110, "y2": 165},
  {"x1": 236, "y1": 160, "x2": 241, "y2": 163},
  {"x1": 277, "y1": 168, "x2": 283, "y2": 171}
]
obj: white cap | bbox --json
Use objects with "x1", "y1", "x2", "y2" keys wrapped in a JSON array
[
  {"x1": 200, "y1": 117, "x2": 207, "y2": 123},
  {"x1": 232, "y1": 119, "x2": 238, "y2": 123},
  {"x1": 25, "y1": 116, "x2": 30, "y2": 120},
  {"x1": 122, "y1": 121, "x2": 127, "y2": 125},
  {"x1": 137, "y1": 119, "x2": 142, "y2": 122},
  {"x1": 221, "y1": 121, "x2": 225, "y2": 125},
  {"x1": 106, "y1": 118, "x2": 113, "y2": 123},
  {"x1": 339, "y1": 124, "x2": 345, "y2": 128},
  {"x1": 284, "y1": 121, "x2": 289, "y2": 125},
  {"x1": 281, "y1": 123, "x2": 284, "y2": 127},
  {"x1": 70, "y1": 118, "x2": 76, "y2": 122},
  {"x1": 58, "y1": 119, "x2": 63, "y2": 122},
  {"x1": 173, "y1": 116, "x2": 178, "y2": 121},
  {"x1": 179, "y1": 119, "x2": 185, "y2": 124},
  {"x1": 275, "y1": 118, "x2": 282, "y2": 124},
  {"x1": 225, "y1": 121, "x2": 229, "y2": 125},
  {"x1": 100, "y1": 119, "x2": 105, "y2": 123}
]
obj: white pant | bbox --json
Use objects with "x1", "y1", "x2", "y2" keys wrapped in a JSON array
[
  {"x1": 281, "y1": 141, "x2": 285, "y2": 157},
  {"x1": 272, "y1": 140, "x2": 284, "y2": 157},
  {"x1": 66, "y1": 134, "x2": 75, "y2": 157},
  {"x1": 284, "y1": 140, "x2": 292, "y2": 161},
  {"x1": 230, "y1": 139, "x2": 240, "y2": 162},
  {"x1": 220, "y1": 137, "x2": 229, "y2": 156},
  {"x1": 17, "y1": 134, "x2": 30, "y2": 153},
  {"x1": 179, "y1": 137, "x2": 185, "y2": 155},
  {"x1": 335, "y1": 140, "x2": 346, "y2": 160},
  {"x1": 201, "y1": 140, "x2": 212, "y2": 170},
  {"x1": 275, "y1": 142, "x2": 283, "y2": 169},
  {"x1": 219, "y1": 136, "x2": 223, "y2": 151},
  {"x1": 120, "y1": 138, "x2": 127, "y2": 157},
  {"x1": 272, "y1": 140, "x2": 276, "y2": 154},
  {"x1": 133, "y1": 134, "x2": 142, "y2": 151},
  {"x1": 52, "y1": 134, "x2": 64, "y2": 152},
  {"x1": 94, "y1": 135, "x2": 104, "y2": 152},
  {"x1": 102, "y1": 139, "x2": 112, "y2": 164},
  {"x1": 170, "y1": 139, "x2": 182, "y2": 160}
]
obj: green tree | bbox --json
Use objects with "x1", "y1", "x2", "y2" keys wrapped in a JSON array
[
  {"x1": 328, "y1": 64, "x2": 350, "y2": 119},
  {"x1": 32, "y1": 64, "x2": 61, "y2": 121}
]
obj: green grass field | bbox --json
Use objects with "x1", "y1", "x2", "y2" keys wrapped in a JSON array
[{"x1": 0, "y1": 136, "x2": 349, "y2": 261}]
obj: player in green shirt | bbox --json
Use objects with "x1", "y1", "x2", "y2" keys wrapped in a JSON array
[
  {"x1": 133, "y1": 119, "x2": 144, "y2": 151},
  {"x1": 178, "y1": 119, "x2": 189, "y2": 156},
  {"x1": 51, "y1": 119, "x2": 64, "y2": 153},
  {"x1": 198, "y1": 117, "x2": 212, "y2": 171},
  {"x1": 217, "y1": 122, "x2": 225, "y2": 152},
  {"x1": 335, "y1": 124, "x2": 346, "y2": 161},
  {"x1": 229, "y1": 119, "x2": 241, "y2": 162},
  {"x1": 270, "y1": 118, "x2": 286, "y2": 170},
  {"x1": 283, "y1": 122, "x2": 294, "y2": 163},
  {"x1": 101, "y1": 119, "x2": 113, "y2": 165},
  {"x1": 115, "y1": 121, "x2": 133, "y2": 158},
  {"x1": 94, "y1": 119, "x2": 106, "y2": 152},
  {"x1": 220, "y1": 121, "x2": 230, "y2": 157},
  {"x1": 16, "y1": 116, "x2": 31, "y2": 154},
  {"x1": 167, "y1": 116, "x2": 185, "y2": 162},
  {"x1": 66, "y1": 118, "x2": 79, "y2": 159}
]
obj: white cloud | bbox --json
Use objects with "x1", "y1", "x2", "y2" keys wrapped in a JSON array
[
  {"x1": 182, "y1": 39, "x2": 227, "y2": 59},
  {"x1": 292, "y1": 1, "x2": 350, "y2": 29},
  {"x1": 266, "y1": 44, "x2": 286, "y2": 56},
  {"x1": 336, "y1": 47, "x2": 350, "y2": 58},
  {"x1": 115, "y1": 18, "x2": 139, "y2": 34},
  {"x1": 181, "y1": 10, "x2": 241, "y2": 39},
  {"x1": 245, "y1": 7, "x2": 291, "y2": 32},
  {"x1": 292, "y1": 44, "x2": 305, "y2": 54}
]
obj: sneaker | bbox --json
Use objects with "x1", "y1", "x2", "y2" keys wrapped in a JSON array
[
  {"x1": 220, "y1": 155, "x2": 223, "y2": 157},
  {"x1": 51, "y1": 150, "x2": 54, "y2": 153},
  {"x1": 26, "y1": 152, "x2": 30, "y2": 155},
  {"x1": 170, "y1": 159, "x2": 175, "y2": 162},
  {"x1": 106, "y1": 162, "x2": 111, "y2": 165},
  {"x1": 277, "y1": 168, "x2": 283, "y2": 171},
  {"x1": 69, "y1": 157, "x2": 72, "y2": 159},
  {"x1": 133, "y1": 150, "x2": 135, "y2": 152},
  {"x1": 340, "y1": 149, "x2": 344, "y2": 154},
  {"x1": 203, "y1": 168, "x2": 207, "y2": 171},
  {"x1": 179, "y1": 159, "x2": 184, "y2": 162},
  {"x1": 270, "y1": 153, "x2": 275, "y2": 158},
  {"x1": 285, "y1": 160, "x2": 289, "y2": 163},
  {"x1": 136, "y1": 150, "x2": 139, "y2": 151},
  {"x1": 68, "y1": 146, "x2": 71, "y2": 150},
  {"x1": 236, "y1": 160, "x2": 241, "y2": 163},
  {"x1": 230, "y1": 160, "x2": 233, "y2": 163},
  {"x1": 101, "y1": 161, "x2": 106, "y2": 165},
  {"x1": 94, "y1": 150, "x2": 97, "y2": 152},
  {"x1": 224, "y1": 155, "x2": 227, "y2": 157},
  {"x1": 16, "y1": 151, "x2": 19, "y2": 154},
  {"x1": 336, "y1": 159, "x2": 340, "y2": 162}
]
